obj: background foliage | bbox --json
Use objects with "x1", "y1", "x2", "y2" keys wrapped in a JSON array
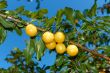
[{"x1": 0, "y1": 0, "x2": 110, "y2": 73}]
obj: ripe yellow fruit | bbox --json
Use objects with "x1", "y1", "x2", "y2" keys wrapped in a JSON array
[
  {"x1": 55, "y1": 32, "x2": 65, "y2": 43},
  {"x1": 99, "y1": 72, "x2": 106, "y2": 73},
  {"x1": 25, "y1": 24, "x2": 37, "y2": 37},
  {"x1": 42, "y1": 31, "x2": 54, "y2": 43},
  {"x1": 56, "y1": 43, "x2": 66, "y2": 54},
  {"x1": 75, "y1": 19, "x2": 78, "y2": 24},
  {"x1": 46, "y1": 41, "x2": 56, "y2": 50},
  {"x1": 67, "y1": 45, "x2": 78, "y2": 56}
]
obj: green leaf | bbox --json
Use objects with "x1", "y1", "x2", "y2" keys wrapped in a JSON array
[
  {"x1": 0, "y1": 17, "x2": 14, "y2": 28},
  {"x1": 37, "y1": 9, "x2": 48, "y2": 18},
  {"x1": 66, "y1": 31, "x2": 76, "y2": 40},
  {"x1": 23, "y1": 39, "x2": 35, "y2": 64},
  {"x1": 64, "y1": 7, "x2": 74, "y2": 24},
  {"x1": 0, "y1": 26, "x2": 6, "y2": 44},
  {"x1": 107, "y1": 7, "x2": 110, "y2": 14},
  {"x1": 96, "y1": 16, "x2": 110, "y2": 22},
  {"x1": 0, "y1": 1, "x2": 7, "y2": 9},
  {"x1": 16, "y1": 23, "x2": 24, "y2": 28},
  {"x1": 5, "y1": 11, "x2": 17, "y2": 16},
  {"x1": 15, "y1": 27, "x2": 22, "y2": 36},
  {"x1": 88, "y1": 0, "x2": 97, "y2": 17},
  {"x1": 22, "y1": 9, "x2": 47, "y2": 19},
  {"x1": 83, "y1": 9, "x2": 89, "y2": 17},
  {"x1": 81, "y1": 23, "x2": 87, "y2": 30},
  {"x1": 56, "y1": 55, "x2": 64, "y2": 66},
  {"x1": 44, "y1": 17, "x2": 55, "y2": 27},
  {"x1": 56, "y1": 9, "x2": 64, "y2": 25},
  {"x1": 6, "y1": 48, "x2": 22, "y2": 63},
  {"x1": 64, "y1": 7, "x2": 73, "y2": 15},
  {"x1": 37, "y1": 67, "x2": 46, "y2": 73},
  {"x1": 94, "y1": 21, "x2": 110, "y2": 33},
  {"x1": 44, "y1": 66, "x2": 50, "y2": 70},
  {"x1": 60, "y1": 67, "x2": 69, "y2": 73},
  {"x1": 50, "y1": 65, "x2": 56, "y2": 72},
  {"x1": 16, "y1": 6, "x2": 24, "y2": 13},
  {"x1": 35, "y1": 38, "x2": 45, "y2": 60},
  {"x1": 5, "y1": 58, "x2": 17, "y2": 64},
  {"x1": 38, "y1": 9, "x2": 48, "y2": 14},
  {"x1": 75, "y1": 10, "x2": 85, "y2": 20},
  {"x1": 30, "y1": 12, "x2": 38, "y2": 19},
  {"x1": 22, "y1": 10, "x2": 31, "y2": 17},
  {"x1": 97, "y1": 46, "x2": 110, "y2": 55},
  {"x1": 98, "y1": 22, "x2": 110, "y2": 27}
]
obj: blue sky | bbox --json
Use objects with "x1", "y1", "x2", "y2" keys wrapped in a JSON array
[{"x1": 0, "y1": 0, "x2": 106, "y2": 69}]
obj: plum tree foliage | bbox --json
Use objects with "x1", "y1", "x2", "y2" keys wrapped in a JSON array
[{"x1": 0, "y1": 0, "x2": 110, "y2": 73}]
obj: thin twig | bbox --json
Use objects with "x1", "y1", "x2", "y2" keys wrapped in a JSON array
[
  {"x1": 0, "y1": 13, "x2": 46, "y2": 32},
  {"x1": 69, "y1": 41, "x2": 110, "y2": 61}
]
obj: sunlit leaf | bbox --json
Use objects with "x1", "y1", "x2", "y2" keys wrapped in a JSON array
[
  {"x1": 44, "y1": 17, "x2": 55, "y2": 27},
  {"x1": 56, "y1": 9, "x2": 64, "y2": 25},
  {"x1": 23, "y1": 39, "x2": 35, "y2": 64},
  {"x1": 35, "y1": 38, "x2": 45, "y2": 60},
  {"x1": 64, "y1": 7, "x2": 74, "y2": 24},
  {"x1": 88, "y1": 0, "x2": 97, "y2": 17}
]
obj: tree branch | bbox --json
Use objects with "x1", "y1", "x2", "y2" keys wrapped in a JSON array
[
  {"x1": 0, "y1": 13, "x2": 46, "y2": 32},
  {"x1": 69, "y1": 41, "x2": 110, "y2": 61},
  {"x1": 0, "y1": 13, "x2": 110, "y2": 61}
]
